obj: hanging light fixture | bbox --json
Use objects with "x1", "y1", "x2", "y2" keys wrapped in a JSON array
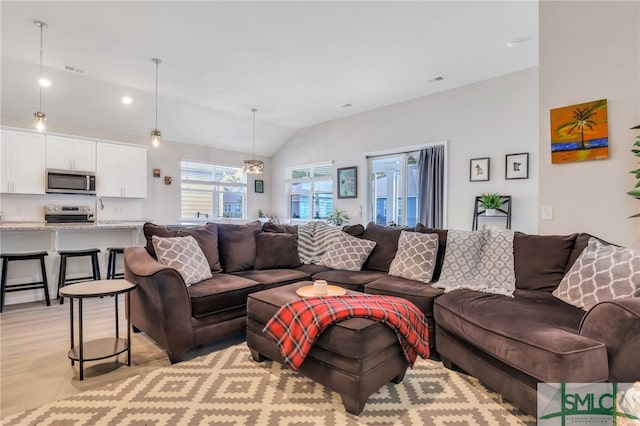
[
  {"x1": 150, "y1": 58, "x2": 162, "y2": 148},
  {"x1": 243, "y1": 108, "x2": 264, "y2": 174},
  {"x1": 33, "y1": 20, "x2": 48, "y2": 132}
]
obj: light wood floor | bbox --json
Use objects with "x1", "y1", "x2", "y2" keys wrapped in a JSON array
[{"x1": 0, "y1": 296, "x2": 244, "y2": 418}]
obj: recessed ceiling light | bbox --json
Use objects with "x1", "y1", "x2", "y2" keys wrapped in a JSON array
[
  {"x1": 38, "y1": 77, "x2": 51, "y2": 87},
  {"x1": 507, "y1": 35, "x2": 536, "y2": 48},
  {"x1": 121, "y1": 96, "x2": 133, "y2": 105},
  {"x1": 428, "y1": 76, "x2": 445, "y2": 83},
  {"x1": 341, "y1": 103, "x2": 352, "y2": 108}
]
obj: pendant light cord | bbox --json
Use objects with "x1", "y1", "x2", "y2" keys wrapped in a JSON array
[
  {"x1": 154, "y1": 60, "x2": 159, "y2": 130},
  {"x1": 38, "y1": 22, "x2": 44, "y2": 111},
  {"x1": 252, "y1": 108, "x2": 257, "y2": 160}
]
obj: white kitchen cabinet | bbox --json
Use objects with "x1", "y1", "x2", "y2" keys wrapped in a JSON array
[
  {"x1": 1, "y1": 130, "x2": 46, "y2": 194},
  {"x1": 46, "y1": 135, "x2": 96, "y2": 172},
  {"x1": 96, "y1": 143, "x2": 147, "y2": 198}
]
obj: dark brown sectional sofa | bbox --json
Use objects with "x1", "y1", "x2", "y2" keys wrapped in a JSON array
[{"x1": 124, "y1": 221, "x2": 640, "y2": 416}]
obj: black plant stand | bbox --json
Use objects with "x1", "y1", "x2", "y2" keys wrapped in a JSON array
[{"x1": 472, "y1": 195, "x2": 512, "y2": 230}]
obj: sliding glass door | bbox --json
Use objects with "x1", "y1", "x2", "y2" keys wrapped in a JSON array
[{"x1": 369, "y1": 152, "x2": 419, "y2": 227}]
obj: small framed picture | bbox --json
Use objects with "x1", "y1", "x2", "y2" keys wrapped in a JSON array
[
  {"x1": 153, "y1": 168, "x2": 161, "y2": 178},
  {"x1": 337, "y1": 166, "x2": 357, "y2": 199},
  {"x1": 470, "y1": 158, "x2": 490, "y2": 182},
  {"x1": 505, "y1": 153, "x2": 529, "y2": 180},
  {"x1": 164, "y1": 176, "x2": 172, "y2": 185},
  {"x1": 254, "y1": 179, "x2": 264, "y2": 193}
]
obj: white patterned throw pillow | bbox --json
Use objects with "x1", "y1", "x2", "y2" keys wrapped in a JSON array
[
  {"x1": 553, "y1": 238, "x2": 640, "y2": 311},
  {"x1": 434, "y1": 228, "x2": 516, "y2": 297},
  {"x1": 152, "y1": 235, "x2": 213, "y2": 286},
  {"x1": 388, "y1": 231, "x2": 439, "y2": 283},
  {"x1": 319, "y1": 232, "x2": 376, "y2": 271},
  {"x1": 297, "y1": 221, "x2": 343, "y2": 264}
]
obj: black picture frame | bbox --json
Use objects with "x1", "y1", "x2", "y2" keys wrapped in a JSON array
[
  {"x1": 337, "y1": 166, "x2": 357, "y2": 199},
  {"x1": 469, "y1": 158, "x2": 490, "y2": 182},
  {"x1": 505, "y1": 153, "x2": 529, "y2": 180},
  {"x1": 254, "y1": 179, "x2": 264, "y2": 193}
]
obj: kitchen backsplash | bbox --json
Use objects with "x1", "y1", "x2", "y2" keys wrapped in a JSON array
[{"x1": 0, "y1": 194, "x2": 145, "y2": 222}]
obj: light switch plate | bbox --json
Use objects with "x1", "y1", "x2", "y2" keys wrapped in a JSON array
[{"x1": 542, "y1": 206, "x2": 553, "y2": 221}]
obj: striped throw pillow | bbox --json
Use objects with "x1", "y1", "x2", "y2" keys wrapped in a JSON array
[{"x1": 297, "y1": 221, "x2": 343, "y2": 264}]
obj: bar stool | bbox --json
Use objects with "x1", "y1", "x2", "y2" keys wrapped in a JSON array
[
  {"x1": 57, "y1": 249, "x2": 101, "y2": 304},
  {"x1": 106, "y1": 247, "x2": 125, "y2": 279},
  {"x1": 1, "y1": 251, "x2": 51, "y2": 313}
]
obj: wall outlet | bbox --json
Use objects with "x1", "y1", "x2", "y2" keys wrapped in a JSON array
[{"x1": 542, "y1": 206, "x2": 554, "y2": 221}]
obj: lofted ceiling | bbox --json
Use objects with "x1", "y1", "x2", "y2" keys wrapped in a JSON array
[{"x1": 0, "y1": 1, "x2": 538, "y2": 156}]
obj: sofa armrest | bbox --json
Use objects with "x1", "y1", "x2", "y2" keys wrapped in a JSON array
[
  {"x1": 124, "y1": 246, "x2": 194, "y2": 362},
  {"x1": 579, "y1": 298, "x2": 640, "y2": 382}
]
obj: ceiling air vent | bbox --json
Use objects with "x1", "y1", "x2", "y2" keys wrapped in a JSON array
[
  {"x1": 64, "y1": 65, "x2": 85, "y2": 74},
  {"x1": 428, "y1": 76, "x2": 445, "y2": 83}
]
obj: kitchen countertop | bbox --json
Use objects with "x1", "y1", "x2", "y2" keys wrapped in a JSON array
[{"x1": 0, "y1": 221, "x2": 147, "y2": 231}]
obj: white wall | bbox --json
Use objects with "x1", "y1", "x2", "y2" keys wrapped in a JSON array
[
  {"x1": 271, "y1": 68, "x2": 540, "y2": 233},
  {"x1": 539, "y1": 1, "x2": 640, "y2": 248}
]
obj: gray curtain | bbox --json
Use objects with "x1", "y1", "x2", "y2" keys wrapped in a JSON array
[{"x1": 417, "y1": 145, "x2": 445, "y2": 228}]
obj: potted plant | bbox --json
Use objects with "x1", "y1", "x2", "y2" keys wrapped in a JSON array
[
  {"x1": 480, "y1": 193, "x2": 503, "y2": 216},
  {"x1": 326, "y1": 209, "x2": 350, "y2": 226},
  {"x1": 627, "y1": 124, "x2": 640, "y2": 217}
]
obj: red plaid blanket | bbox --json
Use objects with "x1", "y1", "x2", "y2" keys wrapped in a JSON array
[{"x1": 263, "y1": 294, "x2": 430, "y2": 371}]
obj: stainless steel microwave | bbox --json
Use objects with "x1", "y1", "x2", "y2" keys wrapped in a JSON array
[{"x1": 46, "y1": 169, "x2": 96, "y2": 195}]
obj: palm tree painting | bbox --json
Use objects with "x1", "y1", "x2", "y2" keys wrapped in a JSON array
[{"x1": 550, "y1": 99, "x2": 608, "y2": 163}]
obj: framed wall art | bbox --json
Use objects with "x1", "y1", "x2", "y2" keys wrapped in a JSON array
[
  {"x1": 505, "y1": 153, "x2": 529, "y2": 180},
  {"x1": 337, "y1": 166, "x2": 357, "y2": 198},
  {"x1": 550, "y1": 98, "x2": 608, "y2": 164},
  {"x1": 469, "y1": 158, "x2": 490, "y2": 182},
  {"x1": 254, "y1": 179, "x2": 264, "y2": 193}
]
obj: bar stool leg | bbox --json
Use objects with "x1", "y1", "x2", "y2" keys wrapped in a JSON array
[
  {"x1": 1, "y1": 257, "x2": 8, "y2": 313},
  {"x1": 58, "y1": 255, "x2": 67, "y2": 305},
  {"x1": 92, "y1": 253, "x2": 101, "y2": 280},
  {"x1": 40, "y1": 255, "x2": 51, "y2": 306}
]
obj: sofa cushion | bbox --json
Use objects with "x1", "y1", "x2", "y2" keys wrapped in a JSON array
[
  {"x1": 553, "y1": 238, "x2": 640, "y2": 311},
  {"x1": 414, "y1": 225, "x2": 448, "y2": 281},
  {"x1": 365, "y1": 276, "x2": 444, "y2": 316},
  {"x1": 143, "y1": 222, "x2": 222, "y2": 272},
  {"x1": 318, "y1": 232, "x2": 376, "y2": 271},
  {"x1": 312, "y1": 269, "x2": 389, "y2": 292},
  {"x1": 361, "y1": 222, "x2": 406, "y2": 272},
  {"x1": 434, "y1": 289, "x2": 608, "y2": 383},
  {"x1": 234, "y1": 269, "x2": 310, "y2": 288},
  {"x1": 513, "y1": 232, "x2": 577, "y2": 291},
  {"x1": 388, "y1": 231, "x2": 439, "y2": 283},
  {"x1": 342, "y1": 224, "x2": 365, "y2": 237},
  {"x1": 295, "y1": 264, "x2": 331, "y2": 275},
  {"x1": 152, "y1": 235, "x2": 213, "y2": 286},
  {"x1": 217, "y1": 221, "x2": 262, "y2": 272},
  {"x1": 254, "y1": 232, "x2": 302, "y2": 269},
  {"x1": 262, "y1": 222, "x2": 298, "y2": 234},
  {"x1": 188, "y1": 273, "x2": 262, "y2": 318}
]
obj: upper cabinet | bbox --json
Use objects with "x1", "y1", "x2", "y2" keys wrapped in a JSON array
[
  {"x1": 46, "y1": 135, "x2": 96, "y2": 172},
  {"x1": 1, "y1": 130, "x2": 46, "y2": 194},
  {"x1": 96, "y1": 143, "x2": 147, "y2": 198}
]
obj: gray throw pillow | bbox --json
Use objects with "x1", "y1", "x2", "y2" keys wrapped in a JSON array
[
  {"x1": 152, "y1": 235, "x2": 212, "y2": 286},
  {"x1": 388, "y1": 231, "x2": 439, "y2": 283},
  {"x1": 319, "y1": 232, "x2": 376, "y2": 271},
  {"x1": 553, "y1": 238, "x2": 640, "y2": 310}
]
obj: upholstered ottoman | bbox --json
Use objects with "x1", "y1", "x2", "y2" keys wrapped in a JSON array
[{"x1": 246, "y1": 281, "x2": 410, "y2": 415}]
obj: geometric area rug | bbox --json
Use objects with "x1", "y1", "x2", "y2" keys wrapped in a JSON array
[{"x1": 2, "y1": 343, "x2": 535, "y2": 426}]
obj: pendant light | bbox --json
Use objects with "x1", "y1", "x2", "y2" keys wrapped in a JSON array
[
  {"x1": 243, "y1": 108, "x2": 264, "y2": 174},
  {"x1": 150, "y1": 58, "x2": 162, "y2": 148},
  {"x1": 34, "y1": 20, "x2": 48, "y2": 132}
]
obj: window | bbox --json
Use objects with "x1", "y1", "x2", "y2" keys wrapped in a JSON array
[
  {"x1": 287, "y1": 162, "x2": 333, "y2": 220},
  {"x1": 181, "y1": 161, "x2": 247, "y2": 220},
  {"x1": 369, "y1": 152, "x2": 419, "y2": 227}
]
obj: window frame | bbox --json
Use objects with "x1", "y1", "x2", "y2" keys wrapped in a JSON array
[
  {"x1": 180, "y1": 160, "x2": 248, "y2": 222},
  {"x1": 286, "y1": 161, "x2": 334, "y2": 222}
]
